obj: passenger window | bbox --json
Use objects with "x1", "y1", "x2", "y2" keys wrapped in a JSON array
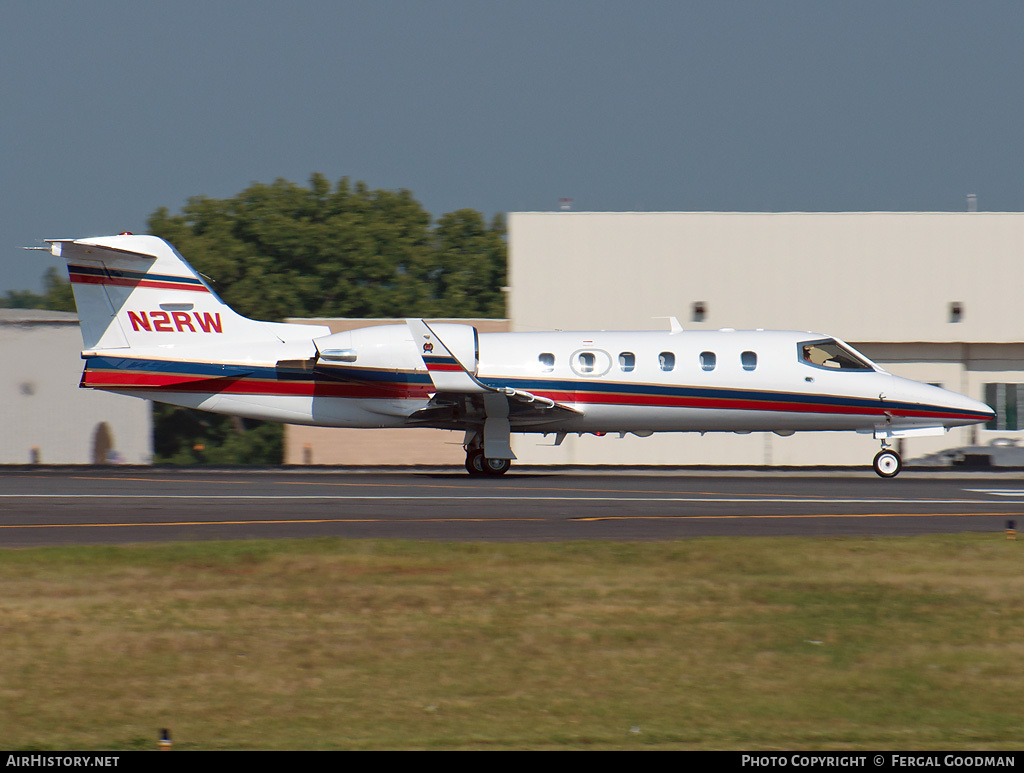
[
  {"x1": 578, "y1": 352, "x2": 596, "y2": 373},
  {"x1": 619, "y1": 352, "x2": 635, "y2": 372},
  {"x1": 700, "y1": 351, "x2": 716, "y2": 372},
  {"x1": 659, "y1": 352, "x2": 675, "y2": 372},
  {"x1": 741, "y1": 351, "x2": 757, "y2": 371},
  {"x1": 539, "y1": 353, "x2": 555, "y2": 372}
]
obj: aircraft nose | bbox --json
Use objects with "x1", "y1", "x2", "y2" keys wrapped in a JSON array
[
  {"x1": 936, "y1": 386, "x2": 995, "y2": 426},
  {"x1": 975, "y1": 396, "x2": 997, "y2": 423},
  {"x1": 895, "y1": 378, "x2": 994, "y2": 426}
]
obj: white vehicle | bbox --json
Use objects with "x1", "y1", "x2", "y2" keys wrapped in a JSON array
[{"x1": 43, "y1": 234, "x2": 994, "y2": 477}]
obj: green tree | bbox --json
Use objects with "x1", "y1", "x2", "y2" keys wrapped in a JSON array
[
  {"x1": 0, "y1": 289, "x2": 47, "y2": 308},
  {"x1": 146, "y1": 174, "x2": 456, "y2": 321},
  {"x1": 9, "y1": 174, "x2": 507, "y2": 464},
  {"x1": 41, "y1": 267, "x2": 77, "y2": 312},
  {"x1": 428, "y1": 210, "x2": 507, "y2": 317},
  {"x1": 151, "y1": 405, "x2": 282, "y2": 466},
  {"x1": 143, "y1": 173, "x2": 507, "y2": 464},
  {"x1": 1, "y1": 268, "x2": 77, "y2": 312}
]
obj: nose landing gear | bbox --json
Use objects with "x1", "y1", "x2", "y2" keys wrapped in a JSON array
[{"x1": 872, "y1": 446, "x2": 902, "y2": 478}]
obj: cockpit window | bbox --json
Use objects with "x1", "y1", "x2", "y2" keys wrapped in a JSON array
[{"x1": 799, "y1": 339, "x2": 874, "y2": 371}]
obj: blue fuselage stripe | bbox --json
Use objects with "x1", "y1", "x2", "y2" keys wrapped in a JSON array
[{"x1": 80, "y1": 356, "x2": 992, "y2": 420}]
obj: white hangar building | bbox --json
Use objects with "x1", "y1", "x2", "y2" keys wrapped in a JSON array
[
  {"x1": 0, "y1": 309, "x2": 152, "y2": 465},
  {"x1": 504, "y1": 211, "x2": 1024, "y2": 466}
]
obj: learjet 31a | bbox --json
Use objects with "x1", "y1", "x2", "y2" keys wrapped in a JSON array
[{"x1": 43, "y1": 234, "x2": 994, "y2": 477}]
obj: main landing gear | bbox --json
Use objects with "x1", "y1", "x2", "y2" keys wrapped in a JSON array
[
  {"x1": 872, "y1": 446, "x2": 902, "y2": 478},
  {"x1": 463, "y1": 426, "x2": 514, "y2": 477},
  {"x1": 465, "y1": 448, "x2": 512, "y2": 477}
]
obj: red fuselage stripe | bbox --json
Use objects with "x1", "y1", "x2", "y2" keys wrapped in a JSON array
[
  {"x1": 70, "y1": 275, "x2": 209, "y2": 292},
  {"x1": 80, "y1": 368, "x2": 981, "y2": 421}
]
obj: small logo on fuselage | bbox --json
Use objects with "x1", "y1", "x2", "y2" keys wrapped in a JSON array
[{"x1": 127, "y1": 310, "x2": 223, "y2": 333}]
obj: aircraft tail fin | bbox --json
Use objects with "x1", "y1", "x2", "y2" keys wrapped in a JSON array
[{"x1": 47, "y1": 234, "x2": 292, "y2": 352}]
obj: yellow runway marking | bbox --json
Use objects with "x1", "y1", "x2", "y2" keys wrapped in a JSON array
[
  {"x1": 264, "y1": 478, "x2": 992, "y2": 505},
  {"x1": 0, "y1": 517, "x2": 548, "y2": 529},
  {"x1": 0, "y1": 512, "x2": 1010, "y2": 530},
  {"x1": 573, "y1": 512, "x2": 1013, "y2": 521}
]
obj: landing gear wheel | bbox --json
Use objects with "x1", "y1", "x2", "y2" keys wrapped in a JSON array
[
  {"x1": 872, "y1": 449, "x2": 902, "y2": 478},
  {"x1": 466, "y1": 449, "x2": 485, "y2": 476},
  {"x1": 481, "y1": 457, "x2": 511, "y2": 476},
  {"x1": 465, "y1": 449, "x2": 511, "y2": 477}
]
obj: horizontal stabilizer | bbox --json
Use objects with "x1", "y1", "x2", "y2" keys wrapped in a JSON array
[{"x1": 48, "y1": 238, "x2": 160, "y2": 266}]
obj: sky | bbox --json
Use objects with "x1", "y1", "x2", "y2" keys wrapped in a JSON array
[{"x1": 3, "y1": 1, "x2": 1023, "y2": 293}]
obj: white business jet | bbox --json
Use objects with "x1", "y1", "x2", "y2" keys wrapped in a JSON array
[{"x1": 41, "y1": 234, "x2": 994, "y2": 478}]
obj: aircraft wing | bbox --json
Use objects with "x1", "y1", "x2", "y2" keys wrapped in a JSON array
[{"x1": 405, "y1": 390, "x2": 582, "y2": 427}]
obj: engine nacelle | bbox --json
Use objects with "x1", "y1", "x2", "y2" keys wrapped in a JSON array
[{"x1": 314, "y1": 322, "x2": 479, "y2": 374}]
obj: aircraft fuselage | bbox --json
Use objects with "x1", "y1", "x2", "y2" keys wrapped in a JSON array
[
  {"x1": 82, "y1": 327, "x2": 990, "y2": 436},
  {"x1": 47, "y1": 234, "x2": 995, "y2": 477}
]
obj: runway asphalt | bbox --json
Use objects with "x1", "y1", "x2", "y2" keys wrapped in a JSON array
[{"x1": 3, "y1": 466, "x2": 1024, "y2": 546}]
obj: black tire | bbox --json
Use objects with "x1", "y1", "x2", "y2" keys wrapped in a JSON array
[
  {"x1": 481, "y1": 457, "x2": 511, "y2": 476},
  {"x1": 465, "y1": 449, "x2": 486, "y2": 476},
  {"x1": 465, "y1": 450, "x2": 511, "y2": 477},
  {"x1": 872, "y1": 449, "x2": 902, "y2": 478}
]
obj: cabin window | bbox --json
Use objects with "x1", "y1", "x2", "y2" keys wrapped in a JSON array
[
  {"x1": 700, "y1": 351, "x2": 716, "y2": 371},
  {"x1": 659, "y1": 352, "x2": 675, "y2": 372},
  {"x1": 741, "y1": 351, "x2": 757, "y2": 371},
  {"x1": 539, "y1": 353, "x2": 555, "y2": 372},
  {"x1": 569, "y1": 349, "x2": 612, "y2": 377},
  {"x1": 619, "y1": 352, "x2": 635, "y2": 372}
]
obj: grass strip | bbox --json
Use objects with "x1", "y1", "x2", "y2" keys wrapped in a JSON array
[{"x1": 1, "y1": 536, "x2": 1022, "y2": 750}]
